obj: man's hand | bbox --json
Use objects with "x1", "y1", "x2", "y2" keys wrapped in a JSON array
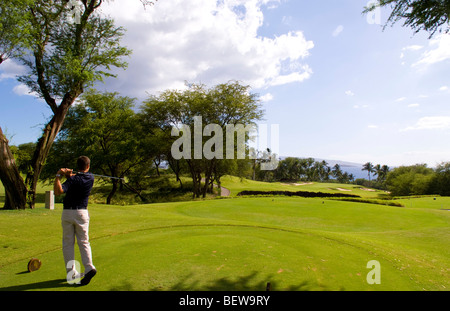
[{"x1": 57, "y1": 168, "x2": 74, "y2": 179}]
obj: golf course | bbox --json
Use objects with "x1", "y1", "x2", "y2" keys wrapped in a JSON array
[{"x1": 0, "y1": 176, "x2": 449, "y2": 291}]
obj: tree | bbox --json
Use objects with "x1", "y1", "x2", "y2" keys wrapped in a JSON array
[
  {"x1": 13, "y1": 142, "x2": 36, "y2": 175},
  {"x1": 0, "y1": 0, "x2": 35, "y2": 210},
  {"x1": 374, "y1": 164, "x2": 390, "y2": 185},
  {"x1": 274, "y1": 157, "x2": 297, "y2": 181},
  {"x1": 140, "y1": 81, "x2": 264, "y2": 198},
  {"x1": 303, "y1": 158, "x2": 316, "y2": 181},
  {"x1": 362, "y1": 162, "x2": 375, "y2": 181},
  {"x1": 433, "y1": 162, "x2": 450, "y2": 196},
  {"x1": 332, "y1": 163, "x2": 343, "y2": 181},
  {"x1": 348, "y1": 173, "x2": 355, "y2": 183},
  {"x1": 0, "y1": 128, "x2": 28, "y2": 210},
  {"x1": 385, "y1": 164, "x2": 435, "y2": 196},
  {"x1": 363, "y1": 0, "x2": 450, "y2": 37},
  {"x1": 43, "y1": 90, "x2": 149, "y2": 204},
  {"x1": 0, "y1": 0, "x2": 131, "y2": 209},
  {"x1": 0, "y1": 0, "x2": 35, "y2": 64},
  {"x1": 319, "y1": 160, "x2": 331, "y2": 181}
]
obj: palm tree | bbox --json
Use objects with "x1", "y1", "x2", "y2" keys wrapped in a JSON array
[
  {"x1": 348, "y1": 173, "x2": 355, "y2": 183},
  {"x1": 362, "y1": 162, "x2": 375, "y2": 181},
  {"x1": 373, "y1": 164, "x2": 390, "y2": 183},
  {"x1": 379, "y1": 165, "x2": 390, "y2": 183},
  {"x1": 332, "y1": 164, "x2": 343, "y2": 181},
  {"x1": 373, "y1": 164, "x2": 382, "y2": 182},
  {"x1": 321, "y1": 161, "x2": 331, "y2": 181}
]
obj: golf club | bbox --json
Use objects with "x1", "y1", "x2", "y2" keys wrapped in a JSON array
[{"x1": 72, "y1": 170, "x2": 125, "y2": 181}]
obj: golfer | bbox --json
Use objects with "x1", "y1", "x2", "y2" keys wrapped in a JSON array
[{"x1": 54, "y1": 156, "x2": 97, "y2": 286}]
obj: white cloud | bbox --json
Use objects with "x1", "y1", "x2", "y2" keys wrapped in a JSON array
[
  {"x1": 395, "y1": 97, "x2": 407, "y2": 102},
  {"x1": 260, "y1": 93, "x2": 274, "y2": 102},
  {"x1": 0, "y1": 59, "x2": 27, "y2": 81},
  {"x1": 402, "y1": 45, "x2": 424, "y2": 51},
  {"x1": 0, "y1": 59, "x2": 42, "y2": 99},
  {"x1": 402, "y1": 116, "x2": 450, "y2": 131},
  {"x1": 440, "y1": 86, "x2": 449, "y2": 91},
  {"x1": 13, "y1": 84, "x2": 32, "y2": 96},
  {"x1": 368, "y1": 125, "x2": 378, "y2": 129},
  {"x1": 408, "y1": 103, "x2": 420, "y2": 108},
  {"x1": 332, "y1": 25, "x2": 344, "y2": 37},
  {"x1": 12, "y1": 84, "x2": 43, "y2": 101},
  {"x1": 345, "y1": 90, "x2": 355, "y2": 96},
  {"x1": 413, "y1": 34, "x2": 450, "y2": 67},
  {"x1": 99, "y1": 0, "x2": 314, "y2": 97}
]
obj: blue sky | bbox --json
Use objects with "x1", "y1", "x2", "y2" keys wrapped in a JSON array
[{"x1": 1, "y1": 0, "x2": 450, "y2": 167}]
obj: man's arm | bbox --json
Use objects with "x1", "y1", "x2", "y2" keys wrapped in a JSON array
[
  {"x1": 54, "y1": 174, "x2": 64, "y2": 196},
  {"x1": 54, "y1": 168, "x2": 73, "y2": 196}
]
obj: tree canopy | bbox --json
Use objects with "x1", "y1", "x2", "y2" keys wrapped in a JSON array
[
  {"x1": 364, "y1": 0, "x2": 450, "y2": 37},
  {"x1": 0, "y1": 0, "x2": 131, "y2": 209},
  {"x1": 139, "y1": 81, "x2": 264, "y2": 199}
]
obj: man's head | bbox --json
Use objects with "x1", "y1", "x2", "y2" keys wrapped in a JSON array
[{"x1": 77, "y1": 156, "x2": 90, "y2": 172}]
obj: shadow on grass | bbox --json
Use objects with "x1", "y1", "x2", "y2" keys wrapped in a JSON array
[
  {"x1": 110, "y1": 271, "x2": 322, "y2": 291},
  {"x1": 0, "y1": 278, "x2": 73, "y2": 291}
]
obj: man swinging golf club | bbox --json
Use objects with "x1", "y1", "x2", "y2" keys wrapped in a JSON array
[{"x1": 54, "y1": 156, "x2": 97, "y2": 286}]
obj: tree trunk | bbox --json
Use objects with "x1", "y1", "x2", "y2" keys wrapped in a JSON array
[
  {"x1": 122, "y1": 182, "x2": 146, "y2": 203},
  {"x1": 107, "y1": 179, "x2": 118, "y2": 205},
  {"x1": 202, "y1": 161, "x2": 215, "y2": 198},
  {"x1": 25, "y1": 98, "x2": 74, "y2": 209},
  {"x1": 167, "y1": 157, "x2": 182, "y2": 188},
  {"x1": 154, "y1": 158, "x2": 161, "y2": 176},
  {"x1": 187, "y1": 160, "x2": 201, "y2": 198},
  {"x1": 0, "y1": 127, "x2": 28, "y2": 210}
]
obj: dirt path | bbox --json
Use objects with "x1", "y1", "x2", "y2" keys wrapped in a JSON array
[
  {"x1": 220, "y1": 186, "x2": 231, "y2": 197},
  {"x1": 201, "y1": 178, "x2": 231, "y2": 197}
]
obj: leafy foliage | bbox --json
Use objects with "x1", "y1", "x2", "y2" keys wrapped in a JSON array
[
  {"x1": 139, "y1": 81, "x2": 264, "y2": 198},
  {"x1": 385, "y1": 164, "x2": 436, "y2": 196},
  {"x1": 43, "y1": 90, "x2": 150, "y2": 204},
  {"x1": 364, "y1": 0, "x2": 450, "y2": 37}
]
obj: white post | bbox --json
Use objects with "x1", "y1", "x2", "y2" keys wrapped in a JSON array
[{"x1": 45, "y1": 191, "x2": 55, "y2": 210}]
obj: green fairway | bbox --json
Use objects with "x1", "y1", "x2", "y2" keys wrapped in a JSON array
[
  {"x1": 0, "y1": 194, "x2": 449, "y2": 291},
  {"x1": 220, "y1": 176, "x2": 387, "y2": 198}
]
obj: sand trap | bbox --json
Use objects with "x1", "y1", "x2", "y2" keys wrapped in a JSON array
[
  {"x1": 281, "y1": 182, "x2": 314, "y2": 186},
  {"x1": 361, "y1": 188, "x2": 376, "y2": 192},
  {"x1": 336, "y1": 188, "x2": 351, "y2": 192}
]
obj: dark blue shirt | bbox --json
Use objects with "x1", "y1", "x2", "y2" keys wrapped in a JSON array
[{"x1": 62, "y1": 173, "x2": 95, "y2": 209}]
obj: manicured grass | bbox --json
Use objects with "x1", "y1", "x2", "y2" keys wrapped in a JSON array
[
  {"x1": 220, "y1": 176, "x2": 386, "y2": 198},
  {"x1": 0, "y1": 196, "x2": 449, "y2": 291}
]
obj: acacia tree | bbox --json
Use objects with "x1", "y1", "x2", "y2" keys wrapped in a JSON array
[
  {"x1": 140, "y1": 81, "x2": 264, "y2": 199},
  {"x1": 0, "y1": 0, "x2": 34, "y2": 64},
  {"x1": 0, "y1": 0, "x2": 35, "y2": 210},
  {"x1": 364, "y1": 0, "x2": 450, "y2": 37},
  {"x1": 0, "y1": 0, "x2": 132, "y2": 209},
  {"x1": 43, "y1": 90, "x2": 150, "y2": 204}
]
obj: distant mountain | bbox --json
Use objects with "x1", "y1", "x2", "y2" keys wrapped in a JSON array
[
  {"x1": 279, "y1": 156, "x2": 362, "y2": 167},
  {"x1": 313, "y1": 158, "x2": 362, "y2": 168}
]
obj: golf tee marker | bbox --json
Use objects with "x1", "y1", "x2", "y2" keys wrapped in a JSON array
[{"x1": 45, "y1": 191, "x2": 55, "y2": 210}]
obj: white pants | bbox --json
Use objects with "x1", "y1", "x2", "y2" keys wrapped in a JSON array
[{"x1": 61, "y1": 210, "x2": 95, "y2": 273}]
